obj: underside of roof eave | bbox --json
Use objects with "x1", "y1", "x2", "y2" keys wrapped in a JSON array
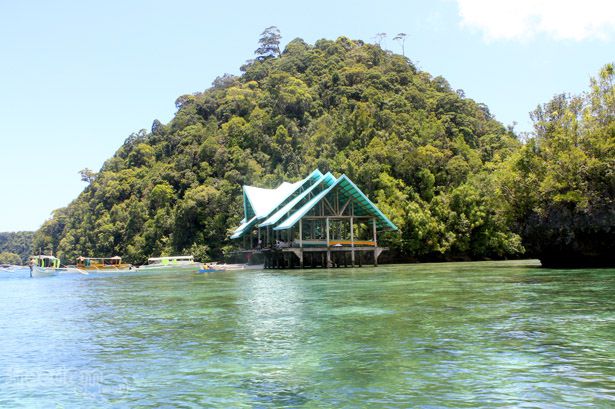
[{"x1": 230, "y1": 216, "x2": 259, "y2": 239}]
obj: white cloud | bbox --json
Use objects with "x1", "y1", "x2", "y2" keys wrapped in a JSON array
[{"x1": 456, "y1": 0, "x2": 615, "y2": 41}]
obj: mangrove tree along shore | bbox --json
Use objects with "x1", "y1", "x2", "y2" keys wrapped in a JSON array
[
  {"x1": 497, "y1": 64, "x2": 615, "y2": 267},
  {"x1": 32, "y1": 33, "x2": 614, "y2": 267}
]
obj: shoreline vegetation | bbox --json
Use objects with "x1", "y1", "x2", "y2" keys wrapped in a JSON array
[
  {"x1": 0, "y1": 232, "x2": 34, "y2": 265},
  {"x1": 17, "y1": 30, "x2": 613, "y2": 268}
]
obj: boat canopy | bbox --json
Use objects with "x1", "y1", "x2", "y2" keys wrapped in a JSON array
[
  {"x1": 31, "y1": 255, "x2": 60, "y2": 268},
  {"x1": 147, "y1": 255, "x2": 194, "y2": 264},
  {"x1": 78, "y1": 256, "x2": 122, "y2": 261},
  {"x1": 31, "y1": 255, "x2": 59, "y2": 260}
]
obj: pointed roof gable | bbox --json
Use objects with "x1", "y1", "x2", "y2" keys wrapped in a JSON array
[
  {"x1": 244, "y1": 182, "x2": 299, "y2": 219},
  {"x1": 233, "y1": 169, "x2": 323, "y2": 238},
  {"x1": 230, "y1": 169, "x2": 397, "y2": 240},
  {"x1": 260, "y1": 172, "x2": 336, "y2": 228},
  {"x1": 242, "y1": 169, "x2": 323, "y2": 221},
  {"x1": 273, "y1": 174, "x2": 398, "y2": 231}
]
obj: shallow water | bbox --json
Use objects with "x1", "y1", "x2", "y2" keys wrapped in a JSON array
[{"x1": 0, "y1": 260, "x2": 613, "y2": 408}]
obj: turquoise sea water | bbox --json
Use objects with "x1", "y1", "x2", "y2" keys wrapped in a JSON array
[{"x1": 0, "y1": 260, "x2": 613, "y2": 408}]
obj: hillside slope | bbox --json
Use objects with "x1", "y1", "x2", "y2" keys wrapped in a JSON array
[{"x1": 34, "y1": 36, "x2": 528, "y2": 263}]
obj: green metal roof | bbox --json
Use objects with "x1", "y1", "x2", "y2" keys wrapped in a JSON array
[
  {"x1": 259, "y1": 172, "x2": 336, "y2": 228},
  {"x1": 273, "y1": 175, "x2": 398, "y2": 231},
  {"x1": 232, "y1": 169, "x2": 324, "y2": 239},
  {"x1": 231, "y1": 169, "x2": 398, "y2": 239},
  {"x1": 230, "y1": 215, "x2": 259, "y2": 239},
  {"x1": 242, "y1": 169, "x2": 323, "y2": 221}
]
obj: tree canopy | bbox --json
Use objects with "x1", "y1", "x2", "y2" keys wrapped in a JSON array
[
  {"x1": 0, "y1": 252, "x2": 22, "y2": 265},
  {"x1": 0, "y1": 231, "x2": 33, "y2": 264},
  {"x1": 32, "y1": 33, "x2": 614, "y2": 267},
  {"x1": 494, "y1": 64, "x2": 615, "y2": 266}
]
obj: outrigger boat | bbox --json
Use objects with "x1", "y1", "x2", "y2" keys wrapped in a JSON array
[
  {"x1": 199, "y1": 262, "x2": 264, "y2": 273},
  {"x1": 30, "y1": 255, "x2": 66, "y2": 277},
  {"x1": 137, "y1": 255, "x2": 201, "y2": 272},
  {"x1": 76, "y1": 256, "x2": 133, "y2": 272}
]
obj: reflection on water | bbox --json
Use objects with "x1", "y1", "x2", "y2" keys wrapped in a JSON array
[{"x1": 0, "y1": 261, "x2": 613, "y2": 408}]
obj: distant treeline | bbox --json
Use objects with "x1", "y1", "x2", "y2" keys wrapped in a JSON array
[
  {"x1": 32, "y1": 30, "x2": 614, "y2": 266},
  {"x1": 0, "y1": 231, "x2": 33, "y2": 264}
]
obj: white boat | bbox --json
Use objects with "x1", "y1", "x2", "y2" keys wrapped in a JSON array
[
  {"x1": 137, "y1": 255, "x2": 201, "y2": 272},
  {"x1": 30, "y1": 255, "x2": 65, "y2": 277},
  {"x1": 199, "y1": 262, "x2": 264, "y2": 273}
]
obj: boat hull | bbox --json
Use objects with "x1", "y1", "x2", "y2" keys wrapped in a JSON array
[
  {"x1": 137, "y1": 263, "x2": 201, "y2": 273},
  {"x1": 78, "y1": 265, "x2": 134, "y2": 273},
  {"x1": 199, "y1": 264, "x2": 264, "y2": 273},
  {"x1": 31, "y1": 266, "x2": 63, "y2": 277}
]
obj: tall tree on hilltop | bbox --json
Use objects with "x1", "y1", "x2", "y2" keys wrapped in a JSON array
[
  {"x1": 255, "y1": 26, "x2": 282, "y2": 60},
  {"x1": 79, "y1": 168, "x2": 97, "y2": 184},
  {"x1": 374, "y1": 32, "x2": 387, "y2": 48},
  {"x1": 393, "y1": 33, "x2": 407, "y2": 56}
]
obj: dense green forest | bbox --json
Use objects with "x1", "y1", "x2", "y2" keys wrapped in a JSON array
[
  {"x1": 496, "y1": 64, "x2": 615, "y2": 266},
  {"x1": 32, "y1": 31, "x2": 614, "y2": 266},
  {"x1": 0, "y1": 231, "x2": 33, "y2": 264}
]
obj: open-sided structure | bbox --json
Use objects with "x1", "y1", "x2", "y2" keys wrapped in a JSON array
[{"x1": 230, "y1": 169, "x2": 398, "y2": 268}]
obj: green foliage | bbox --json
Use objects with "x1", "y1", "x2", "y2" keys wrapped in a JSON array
[
  {"x1": 0, "y1": 251, "x2": 24, "y2": 265},
  {"x1": 36, "y1": 35, "x2": 610, "y2": 265},
  {"x1": 494, "y1": 63, "x2": 615, "y2": 265},
  {"x1": 255, "y1": 26, "x2": 282, "y2": 60},
  {"x1": 0, "y1": 231, "x2": 34, "y2": 263}
]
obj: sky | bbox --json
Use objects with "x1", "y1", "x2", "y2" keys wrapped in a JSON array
[{"x1": 0, "y1": 0, "x2": 613, "y2": 232}]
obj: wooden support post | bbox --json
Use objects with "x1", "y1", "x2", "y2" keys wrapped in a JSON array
[
  {"x1": 311, "y1": 219, "x2": 314, "y2": 240},
  {"x1": 325, "y1": 216, "x2": 331, "y2": 267},
  {"x1": 299, "y1": 249, "x2": 304, "y2": 269},
  {"x1": 372, "y1": 218, "x2": 378, "y2": 267},
  {"x1": 326, "y1": 217, "x2": 330, "y2": 247},
  {"x1": 350, "y1": 216, "x2": 355, "y2": 267},
  {"x1": 299, "y1": 219, "x2": 303, "y2": 249}
]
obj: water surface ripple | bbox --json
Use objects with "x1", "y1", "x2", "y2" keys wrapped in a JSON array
[{"x1": 0, "y1": 260, "x2": 613, "y2": 408}]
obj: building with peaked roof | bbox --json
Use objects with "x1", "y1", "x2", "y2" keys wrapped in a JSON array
[{"x1": 230, "y1": 169, "x2": 398, "y2": 268}]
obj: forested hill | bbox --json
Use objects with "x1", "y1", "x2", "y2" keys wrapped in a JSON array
[
  {"x1": 32, "y1": 32, "x2": 614, "y2": 266},
  {"x1": 0, "y1": 231, "x2": 33, "y2": 264}
]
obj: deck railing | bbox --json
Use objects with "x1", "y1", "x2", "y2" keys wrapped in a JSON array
[{"x1": 271, "y1": 239, "x2": 376, "y2": 249}]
